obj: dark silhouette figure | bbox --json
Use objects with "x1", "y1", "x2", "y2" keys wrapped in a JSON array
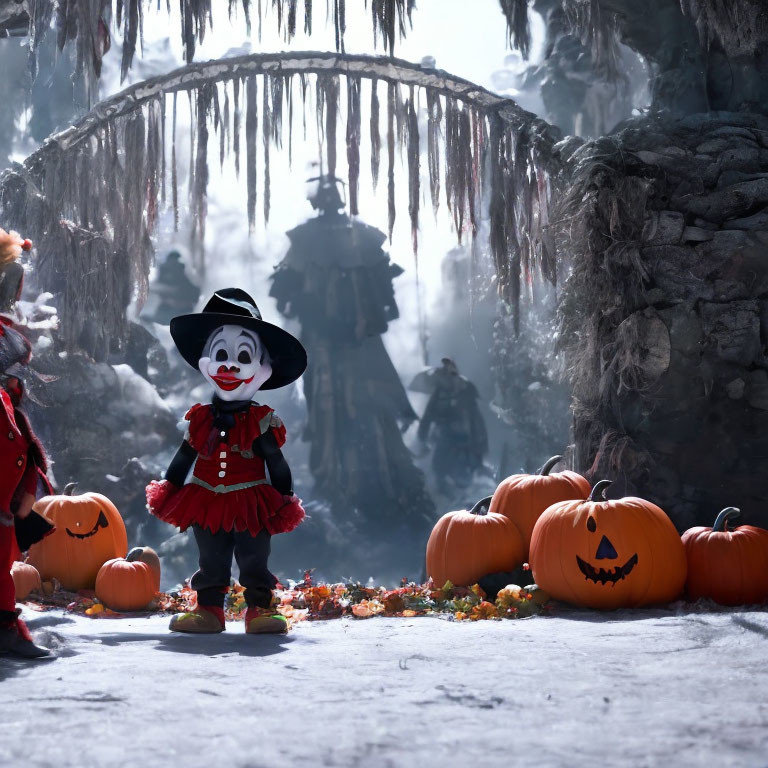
[
  {"x1": 269, "y1": 176, "x2": 434, "y2": 552},
  {"x1": 414, "y1": 358, "x2": 489, "y2": 489},
  {"x1": 147, "y1": 251, "x2": 200, "y2": 325}
]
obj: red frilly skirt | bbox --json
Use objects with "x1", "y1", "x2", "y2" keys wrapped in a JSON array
[{"x1": 149, "y1": 480, "x2": 305, "y2": 536}]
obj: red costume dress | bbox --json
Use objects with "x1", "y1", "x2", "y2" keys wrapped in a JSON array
[
  {"x1": 0, "y1": 388, "x2": 52, "y2": 615},
  {"x1": 150, "y1": 402, "x2": 304, "y2": 535},
  {"x1": 0, "y1": 245, "x2": 56, "y2": 656}
]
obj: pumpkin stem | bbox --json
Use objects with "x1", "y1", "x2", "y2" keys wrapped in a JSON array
[
  {"x1": 588, "y1": 480, "x2": 612, "y2": 502},
  {"x1": 469, "y1": 496, "x2": 494, "y2": 516},
  {"x1": 126, "y1": 547, "x2": 144, "y2": 562},
  {"x1": 539, "y1": 456, "x2": 563, "y2": 476},
  {"x1": 712, "y1": 507, "x2": 740, "y2": 533},
  {"x1": 63, "y1": 482, "x2": 78, "y2": 496}
]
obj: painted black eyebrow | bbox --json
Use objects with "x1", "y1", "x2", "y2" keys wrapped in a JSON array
[
  {"x1": 206, "y1": 327, "x2": 227, "y2": 353},
  {"x1": 236, "y1": 331, "x2": 268, "y2": 364},
  {"x1": 237, "y1": 332, "x2": 257, "y2": 350}
]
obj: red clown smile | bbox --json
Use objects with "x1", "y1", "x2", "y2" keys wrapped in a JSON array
[{"x1": 211, "y1": 373, "x2": 254, "y2": 391}]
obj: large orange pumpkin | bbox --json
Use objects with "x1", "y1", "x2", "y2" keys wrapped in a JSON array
[
  {"x1": 95, "y1": 558, "x2": 157, "y2": 612},
  {"x1": 682, "y1": 507, "x2": 768, "y2": 606},
  {"x1": 489, "y1": 455, "x2": 591, "y2": 558},
  {"x1": 426, "y1": 497, "x2": 524, "y2": 588},
  {"x1": 11, "y1": 561, "x2": 42, "y2": 600},
  {"x1": 27, "y1": 484, "x2": 128, "y2": 591},
  {"x1": 530, "y1": 480, "x2": 687, "y2": 610}
]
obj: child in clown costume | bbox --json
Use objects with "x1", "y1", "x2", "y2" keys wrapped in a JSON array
[{"x1": 146, "y1": 288, "x2": 307, "y2": 634}]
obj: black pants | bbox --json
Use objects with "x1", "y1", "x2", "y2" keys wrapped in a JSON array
[{"x1": 191, "y1": 526, "x2": 277, "y2": 609}]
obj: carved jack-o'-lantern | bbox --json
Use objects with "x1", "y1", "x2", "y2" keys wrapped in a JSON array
[
  {"x1": 529, "y1": 480, "x2": 687, "y2": 610},
  {"x1": 27, "y1": 483, "x2": 128, "y2": 591}
]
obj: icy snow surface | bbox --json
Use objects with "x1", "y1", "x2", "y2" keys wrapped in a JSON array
[{"x1": 2, "y1": 606, "x2": 767, "y2": 767}]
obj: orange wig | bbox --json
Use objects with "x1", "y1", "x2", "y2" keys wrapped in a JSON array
[{"x1": 0, "y1": 228, "x2": 31, "y2": 266}]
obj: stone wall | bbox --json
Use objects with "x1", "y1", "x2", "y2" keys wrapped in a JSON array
[{"x1": 558, "y1": 111, "x2": 768, "y2": 529}]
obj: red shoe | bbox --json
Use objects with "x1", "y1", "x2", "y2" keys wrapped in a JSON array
[
  {"x1": 0, "y1": 614, "x2": 52, "y2": 659},
  {"x1": 245, "y1": 606, "x2": 288, "y2": 635}
]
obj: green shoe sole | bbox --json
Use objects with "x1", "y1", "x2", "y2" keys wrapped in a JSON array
[
  {"x1": 245, "y1": 615, "x2": 288, "y2": 635},
  {"x1": 169, "y1": 611, "x2": 225, "y2": 634}
]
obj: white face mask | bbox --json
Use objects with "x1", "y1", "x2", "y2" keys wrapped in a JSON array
[{"x1": 198, "y1": 325, "x2": 273, "y2": 401}]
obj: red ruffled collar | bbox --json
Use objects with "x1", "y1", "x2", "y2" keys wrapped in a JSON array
[{"x1": 185, "y1": 402, "x2": 274, "y2": 456}]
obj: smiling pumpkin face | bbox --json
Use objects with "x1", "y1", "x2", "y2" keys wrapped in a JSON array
[
  {"x1": 529, "y1": 481, "x2": 687, "y2": 610},
  {"x1": 26, "y1": 485, "x2": 128, "y2": 591}
]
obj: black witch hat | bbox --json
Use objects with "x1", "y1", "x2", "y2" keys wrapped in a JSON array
[
  {"x1": 170, "y1": 288, "x2": 307, "y2": 390},
  {"x1": 0, "y1": 316, "x2": 31, "y2": 376}
]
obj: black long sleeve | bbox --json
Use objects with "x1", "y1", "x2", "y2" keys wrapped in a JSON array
[
  {"x1": 165, "y1": 440, "x2": 197, "y2": 487},
  {"x1": 14, "y1": 511, "x2": 55, "y2": 552},
  {"x1": 252, "y1": 431, "x2": 293, "y2": 495}
]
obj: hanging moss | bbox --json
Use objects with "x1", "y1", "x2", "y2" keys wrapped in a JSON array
[
  {"x1": 192, "y1": 84, "x2": 211, "y2": 243},
  {"x1": 498, "y1": 0, "x2": 530, "y2": 59},
  {"x1": 0, "y1": 52, "x2": 561, "y2": 353},
  {"x1": 426, "y1": 89, "x2": 441, "y2": 215},
  {"x1": 346, "y1": 76, "x2": 361, "y2": 216},
  {"x1": 233, "y1": 76, "x2": 242, "y2": 177},
  {"x1": 318, "y1": 74, "x2": 340, "y2": 179},
  {"x1": 20, "y1": 0, "x2": 421, "y2": 102},
  {"x1": 245, "y1": 75, "x2": 258, "y2": 231},
  {"x1": 370, "y1": 78, "x2": 381, "y2": 189},
  {"x1": 368, "y1": 0, "x2": 414, "y2": 56},
  {"x1": 171, "y1": 92, "x2": 179, "y2": 230},
  {"x1": 562, "y1": 0, "x2": 622, "y2": 80},
  {"x1": 386, "y1": 81, "x2": 396, "y2": 241},
  {"x1": 263, "y1": 74, "x2": 271, "y2": 223},
  {"x1": 406, "y1": 86, "x2": 419, "y2": 255}
]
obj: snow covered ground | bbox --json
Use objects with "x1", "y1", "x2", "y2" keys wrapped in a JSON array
[{"x1": 2, "y1": 605, "x2": 767, "y2": 768}]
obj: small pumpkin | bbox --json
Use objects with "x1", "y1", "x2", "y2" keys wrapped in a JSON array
[
  {"x1": 682, "y1": 507, "x2": 768, "y2": 606},
  {"x1": 529, "y1": 480, "x2": 687, "y2": 610},
  {"x1": 126, "y1": 546, "x2": 162, "y2": 592},
  {"x1": 426, "y1": 497, "x2": 524, "y2": 588},
  {"x1": 489, "y1": 455, "x2": 591, "y2": 558},
  {"x1": 27, "y1": 483, "x2": 128, "y2": 591},
  {"x1": 11, "y1": 561, "x2": 42, "y2": 600},
  {"x1": 95, "y1": 558, "x2": 157, "y2": 612}
]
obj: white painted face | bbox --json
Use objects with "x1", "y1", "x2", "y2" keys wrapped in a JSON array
[{"x1": 198, "y1": 325, "x2": 272, "y2": 401}]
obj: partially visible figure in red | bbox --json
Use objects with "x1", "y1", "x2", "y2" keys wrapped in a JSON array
[
  {"x1": 0, "y1": 243, "x2": 56, "y2": 659},
  {"x1": 0, "y1": 227, "x2": 32, "y2": 313}
]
